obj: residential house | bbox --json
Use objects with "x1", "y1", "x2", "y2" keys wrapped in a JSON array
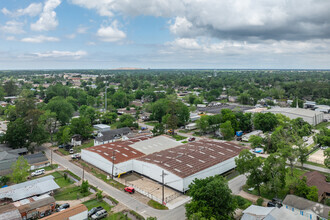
[
  {"x1": 71, "y1": 134, "x2": 82, "y2": 147},
  {"x1": 242, "y1": 205, "x2": 307, "y2": 220},
  {"x1": 93, "y1": 124, "x2": 111, "y2": 133},
  {"x1": 0, "y1": 149, "x2": 49, "y2": 175},
  {"x1": 94, "y1": 127, "x2": 132, "y2": 146},
  {"x1": 283, "y1": 194, "x2": 330, "y2": 220},
  {"x1": 43, "y1": 204, "x2": 88, "y2": 220},
  {"x1": 117, "y1": 108, "x2": 137, "y2": 115},
  {"x1": 303, "y1": 171, "x2": 330, "y2": 202}
]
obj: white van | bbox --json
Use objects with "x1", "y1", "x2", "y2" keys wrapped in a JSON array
[{"x1": 31, "y1": 169, "x2": 45, "y2": 177}]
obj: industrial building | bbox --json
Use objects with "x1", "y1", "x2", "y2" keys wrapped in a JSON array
[
  {"x1": 81, "y1": 135, "x2": 246, "y2": 192},
  {"x1": 265, "y1": 108, "x2": 324, "y2": 126}
]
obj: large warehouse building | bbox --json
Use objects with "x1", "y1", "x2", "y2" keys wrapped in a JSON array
[
  {"x1": 81, "y1": 135, "x2": 246, "y2": 192},
  {"x1": 265, "y1": 107, "x2": 324, "y2": 126}
]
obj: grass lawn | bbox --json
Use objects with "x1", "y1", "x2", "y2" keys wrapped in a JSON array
[
  {"x1": 57, "y1": 148, "x2": 70, "y2": 155},
  {"x1": 234, "y1": 195, "x2": 252, "y2": 210},
  {"x1": 107, "y1": 212, "x2": 132, "y2": 220},
  {"x1": 90, "y1": 168, "x2": 125, "y2": 190},
  {"x1": 147, "y1": 199, "x2": 168, "y2": 210},
  {"x1": 315, "y1": 121, "x2": 330, "y2": 130},
  {"x1": 54, "y1": 186, "x2": 91, "y2": 200},
  {"x1": 171, "y1": 134, "x2": 187, "y2": 141},
  {"x1": 305, "y1": 161, "x2": 327, "y2": 168},
  {"x1": 83, "y1": 198, "x2": 113, "y2": 212},
  {"x1": 75, "y1": 140, "x2": 94, "y2": 152},
  {"x1": 50, "y1": 171, "x2": 74, "y2": 187},
  {"x1": 144, "y1": 121, "x2": 159, "y2": 126},
  {"x1": 44, "y1": 164, "x2": 58, "y2": 171},
  {"x1": 243, "y1": 168, "x2": 306, "y2": 200}
]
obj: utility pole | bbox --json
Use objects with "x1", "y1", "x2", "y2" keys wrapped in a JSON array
[
  {"x1": 111, "y1": 151, "x2": 116, "y2": 179},
  {"x1": 51, "y1": 148, "x2": 53, "y2": 166},
  {"x1": 161, "y1": 170, "x2": 168, "y2": 205},
  {"x1": 105, "y1": 86, "x2": 108, "y2": 112}
]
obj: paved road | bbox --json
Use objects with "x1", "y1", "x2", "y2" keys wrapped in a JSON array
[
  {"x1": 228, "y1": 175, "x2": 247, "y2": 194},
  {"x1": 45, "y1": 148, "x2": 186, "y2": 220},
  {"x1": 44, "y1": 147, "x2": 249, "y2": 220}
]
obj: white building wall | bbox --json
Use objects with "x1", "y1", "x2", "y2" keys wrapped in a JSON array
[
  {"x1": 81, "y1": 150, "x2": 133, "y2": 176},
  {"x1": 182, "y1": 157, "x2": 236, "y2": 191},
  {"x1": 69, "y1": 210, "x2": 88, "y2": 220},
  {"x1": 133, "y1": 160, "x2": 184, "y2": 191}
]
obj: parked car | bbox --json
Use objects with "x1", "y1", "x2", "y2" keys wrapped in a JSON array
[
  {"x1": 88, "y1": 206, "x2": 103, "y2": 217},
  {"x1": 91, "y1": 209, "x2": 108, "y2": 219},
  {"x1": 69, "y1": 149, "x2": 74, "y2": 154},
  {"x1": 271, "y1": 198, "x2": 283, "y2": 208},
  {"x1": 321, "y1": 146, "x2": 329, "y2": 150},
  {"x1": 267, "y1": 201, "x2": 276, "y2": 207},
  {"x1": 31, "y1": 169, "x2": 45, "y2": 177},
  {"x1": 124, "y1": 187, "x2": 135, "y2": 194},
  {"x1": 71, "y1": 153, "x2": 81, "y2": 159},
  {"x1": 188, "y1": 137, "x2": 195, "y2": 142},
  {"x1": 58, "y1": 144, "x2": 64, "y2": 148},
  {"x1": 56, "y1": 203, "x2": 70, "y2": 212}
]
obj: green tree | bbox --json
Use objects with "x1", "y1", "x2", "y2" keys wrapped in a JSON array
[
  {"x1": 102, "y1": 112, "x2": 118, "y2": 124},
  {"x1": 5, "y1": 118, "x2": 29, "y2": 148},
  {"x1": 151, "y1": 99, "x2": 168, "y2": 122},
  {"x1": 297, "y1": 144, "x2": 308, "y2": 167},
  {"x1": 249, "y1": 135, "x2": 263, "y2": 148},
  {"x1": 253, "y1": 112, "x2": 278, "y2": 132},
  {"x1": 70, "y1": 117, "x2": 93, "y2": 139},
  {"x1": 4, "y1": 80, "x2": 18, "y2": 96},
  {"x1": 117, "y1": 114, "x2": 138, "y2": 128},
  {"x1": 185, "y1": 175, "x2": 237, "y2": 220},
  {"x1": 235, "y1": 149, "x2": 264, "y2": 195},
  {"x1": 197, "y1": 115, "x2": 210, "y2": 134},
  {"x1": 80, "y1": 180, "x2": 89, "y2": 193},
  {"x1": 96, "y1": 190, "x2": 103, "y2": 201},
  {"x1": 11, "y1": 156, "x2": 30, "y2": 183},
  {"x1": 152, "y1": 123, "x2": 165, "y2": 136},
  {"x1": 46, "y1": 97, "x2": 74, "y2": 125},
  {"x1": 280, "y1": 146, "x2": 297, "y2": 176},
  {"x1": 220, "y1": 121, "x2": 234, "y2": 140},
  {"x1": 57, "y1": 126, "x2": 71, "y2": 145},
  {"x1": 325, "y1": 148, "x2": 330, "y2": 168},
  {"x1": 315, "y1": 128, "x2": 330, "y2": 147},
  {"x1": 263, "y1": 154, "x2": 286, "y2": 197}
]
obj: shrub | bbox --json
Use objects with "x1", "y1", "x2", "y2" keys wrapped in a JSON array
[{"x1": 257, "y1": 198, "x2": 264, "y2": 206}]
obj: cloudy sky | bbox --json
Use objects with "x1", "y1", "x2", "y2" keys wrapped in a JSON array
[{"x1": 1, "y1": 0, "x2": 330, "y2": 69}]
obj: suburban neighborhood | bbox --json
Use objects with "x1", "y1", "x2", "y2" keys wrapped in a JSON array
[{"x1": 0, "y1": 70, "x2": 329, "y2": 220}]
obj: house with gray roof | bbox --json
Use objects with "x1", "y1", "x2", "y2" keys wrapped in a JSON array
[
  {"x1": 283, "y1": 194, "x2": 330, "y2": 220},
  {"x1": 94, "y1": 127, "x2": 131, "y2": 145},
  {"x1": 0, "y1": 176, "x2": 60, "y2": 202},
  {"x1": 242, "y1": 205, "x2": 307, "y2": 220},
  {"x1": 0, "y1": 150, "x2": 49, "y2": 176}
]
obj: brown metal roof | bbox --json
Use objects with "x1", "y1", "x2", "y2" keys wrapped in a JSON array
[
  {"x1": 303, "y1": 171, "x2": 330, "y2": 200},
  {"x1": 137, "y1": 139, "x2": 247, "y2": 178},
  {"x1": 84, "y1": 136, "x2": 151, "y2": 164},
  {"x1": 43, "y1": 204, "x2": 87, "y2": 220}
]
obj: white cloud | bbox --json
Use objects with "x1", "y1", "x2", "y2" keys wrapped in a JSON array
[
  {"x1": 70, "y1": 0, "x2": 330, "y2": 41},
  {"x1": 21, "y1": 35, "x2": 60, "y2": 43},
  {"x1": 77, "y1": 26, "x2": 88, "y2": 34},
  {"x1": 2, "y1": 3, "x2": 42, "y2": 17},
  {"x1": 66, "y1": 34, "x2": 76, "y2": 39},
  {"x1": 97, "y1": 20, "x2": 126, "y2": 42},
  {"x1": 33, "y1": 50, "x2": 87, "y2": 59},
  {"x1": 31, "y1": 0, "x2": 61, "y2": 31},
  {"x1": 6, "y1": 36, "x2": 16, "y2": 41},
  {"x1": 167, "y1": 38, "x2": 201, "y2": 50},
  {"x1": 0, "y1": 21, "x2": 25, "y2": 34}
]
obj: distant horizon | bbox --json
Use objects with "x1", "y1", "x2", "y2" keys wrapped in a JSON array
[{"x1": 1, "y1": 68, "x2": 330, "y2": 71}]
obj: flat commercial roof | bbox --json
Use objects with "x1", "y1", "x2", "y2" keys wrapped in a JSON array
[
  {"x1": 266, "y1": 107, "x2": 323, "y2": 117},
  {"x1": 84, "y1": 136, "x2": 151, "y2": 164},
  {"x1": 129, "y1": 135, "x2": 182, "y2": 155},
  {"x1": 137, "y1": 139, "x2": 246, "y2": 178},
  {"x1": 0, "y1": 176, "x2": 59, "y2": 201}
]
